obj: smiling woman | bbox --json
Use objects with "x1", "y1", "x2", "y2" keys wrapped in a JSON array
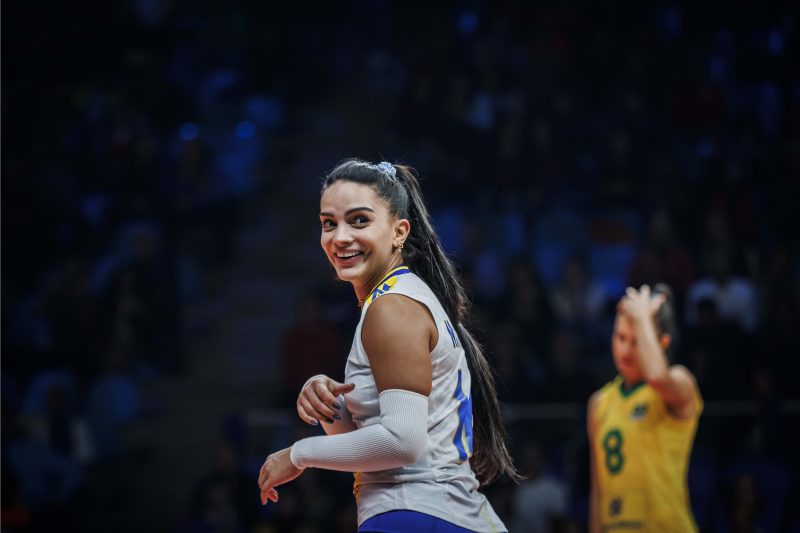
[
  {"x1": 257, "y1": 159, "x2": 520, "y2": 533},
  {"x1": 319, "y1": 180, "x2": 409, "y2": 300}
]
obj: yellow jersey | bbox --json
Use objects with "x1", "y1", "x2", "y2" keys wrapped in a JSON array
[{"x1": 591, "y1": 375, "x2": 702, "y2": 532}]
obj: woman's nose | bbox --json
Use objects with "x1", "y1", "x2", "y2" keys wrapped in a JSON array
[{"x1": 333, "y1": 224, "x2": 353, "y2": 244}]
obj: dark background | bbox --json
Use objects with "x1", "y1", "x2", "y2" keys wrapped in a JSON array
[{"x1": 2, "y1": 1, "x2": 799, "y2": 532}]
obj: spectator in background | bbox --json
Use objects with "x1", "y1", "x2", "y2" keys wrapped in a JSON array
[
  {"x1": 5, "y1": 415, "x2": 83, "y2": 523},
  {"x1": 490, "y1": 321, "x2": 541, "y2": 402},
  {"x1": 126, "y1": 224, "x2": 181, "y2": 373},
  {"x1": 746, "y1": 368, "x2": 784, "y2": 458},
  {"x1": 760, "y1": 244, "x2": 800, "y2": 394},
  {"x1": 280, "y1": 291, "x2": 343, "y2": 402},
  {"x1": 511, "y1": 441, "x2": 569, "y2": 533},
  {"x1": 103, "y1": 266, "x2": 152, "y2": 373},
  {"x1": 86, "y1": 344, "x2": 140, "y2": 462},
  {"x1": 684, "y1": 297, "x2": 748, "y2": 399},
  {"x1": 722, "y1": 475, "x2": 763, "y2": 533},
  {"x1": 627, "y1": 209, "x2": 695, "y2": 295},
  {"x1": 538, "y1": 329, "x2": 595, "y2": 403},
  {"x1": 19, "y1": 378, "x2": 93, "y2": 465},
  {"x1": 551, "y1": 255, "x2": 608, "y2": 333},
  {"x1": 183, "y1": 439, "x2": 257, "y2": 533},
  {"x1": 1, "y1": 469, "x2": 32, "y2": 531},
  {"x1": 685, "y1": 248, "x2": 758, "y2": 333},
  {"x1": 505, "y1": 258, "x2": 554, "y2": 359},
  {"x1": 46, "y1": 255, "x2": 102, "y2": 384}
]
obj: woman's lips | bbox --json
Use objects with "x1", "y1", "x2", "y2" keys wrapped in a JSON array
[{"x1": 335, "y1": 251, "x2": 363, "y2": 267}]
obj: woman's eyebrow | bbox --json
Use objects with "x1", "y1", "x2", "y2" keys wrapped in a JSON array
[
  {"x1": 345, "y1": 207, "x2": 375, "y2": 215},
  {"x1": 319, "y1": 207, "x2": 375, "y2": 217}
]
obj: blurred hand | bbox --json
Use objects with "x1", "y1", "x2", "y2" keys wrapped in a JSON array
[
  {"x1": 297, "y1": 375, "x2": 355, "y2": 425},
  {"x1": 618, "y1": 285, "x2": 665, "y2": 322},
  {"x1": 258, "y1": 447, "x2": 302, "y2": 505}
]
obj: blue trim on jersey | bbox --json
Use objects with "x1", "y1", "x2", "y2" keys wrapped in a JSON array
[
  {"x1": 363, "y1": 266, "x2": 411, "y2": 307},
  {"x1": 444, "y1": 320, "x2": 460, "y2": 348},
  {"x1": 452, "y1": 369, "x2": 474, "y2": 461},
  {"x1": 359, "y1": 510, "x2": 479, "y2": 532}
]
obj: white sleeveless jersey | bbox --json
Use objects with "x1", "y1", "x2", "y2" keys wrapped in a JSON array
[{"x1": 344, "y1": 269, "x2": 507, "y2": 532}]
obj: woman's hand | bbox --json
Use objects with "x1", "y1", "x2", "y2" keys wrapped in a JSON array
[
  {"x1": 258, "y1": 447, "x2": 303, "y2": 505},
  {"x1": 618, "y1": 285, "x2": 665, "y2": 323},
  {"x1": 297, "y1": 375, "x2": 355, "y2": 425}
]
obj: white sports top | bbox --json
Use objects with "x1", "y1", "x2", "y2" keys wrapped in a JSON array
[{"x1": 344, "y1": 267, "x2": 507, "y2": 532}]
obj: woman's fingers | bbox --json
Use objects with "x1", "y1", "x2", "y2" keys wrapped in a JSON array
[
  {"x1": 260, "y1": 487, "x2": 278, "y2": 505},
  {"x1": 258, "y1": 459, "x2": 269, "y2": 487},
  {"x1": 314, "y1": 380, "x2": 340, "y2": 406},
  {"x1": 299, "y1": 394, "x2": 337, "y2": 424},
  {"x1": 650, "y1": 293, "x2": 667, "y2": 313},
  {"x1": 258, "y1": 458, "x2": 276, "y2": 494},
  {"x1": 296, "y1": 402, "x2": 319, "y2": 426},
  {"x1": 330, "y1": 382, "x2": 356, "y2": 396},
  {"x1": 306, "y1": 392, "x2": 336, "y2": 422},
  {"x1": 298, "y1": 397, "x2": 323, "y2": 425},
  {"x1": 296, "y1": 376, "x2": 353, "y2": 425}
]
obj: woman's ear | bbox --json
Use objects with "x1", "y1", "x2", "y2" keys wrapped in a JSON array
[
  {"x1": 660, "y1": 334, "x2": 672, "y2": 350},
  {"x1": 394, "y1": 218, "x2": 410, "y2": 245}
]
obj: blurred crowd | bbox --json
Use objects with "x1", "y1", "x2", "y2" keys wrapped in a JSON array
[
  {"x1": 3, "y1": 1, "x2": 799, "y2": 532},
  {"x1": 3, "y1": 0, "x2": 281, "y2": 529}
]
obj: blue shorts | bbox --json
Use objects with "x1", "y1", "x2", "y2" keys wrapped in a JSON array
[{"x1": 358, "y1": 510, "x2": 478, "y2": 533}]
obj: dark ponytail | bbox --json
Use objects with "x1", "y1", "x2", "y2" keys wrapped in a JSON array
[
  {"x1": 456, "y1": 323, "x2": 521, "y2": 484},
  {"x1": 652, "y1": 283, "x2": 677, "y2": 359},
  {"x1": 322, "y1": 159, "x2": 521, "y2": 484}
]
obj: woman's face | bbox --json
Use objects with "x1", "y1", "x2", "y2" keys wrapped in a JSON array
[
  {"x1": 611, "y1": 314, "x2": 670, "y2": 383},
  {"x1": 319, "y1": 181, "x2": 407, "y2": 292},
  {"x1": 611, "y1": 314, "x2": 643, "y2": 383}
]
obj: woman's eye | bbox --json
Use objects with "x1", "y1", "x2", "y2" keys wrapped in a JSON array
[
  {"x1": 351, "y1": 215, "x2": 369, "y2": 225},
  {"x1": 321, "y1": 220, "x2": 335, "y2": 230}
]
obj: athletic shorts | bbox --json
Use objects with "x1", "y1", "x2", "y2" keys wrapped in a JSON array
[{"x1": 358, "y1": 510, "x2": 479, "y2": 532}]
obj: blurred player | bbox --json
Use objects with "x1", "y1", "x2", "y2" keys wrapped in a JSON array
[
  {"x1": 588, "y1": 284, "x2": 702, "y2": 532},
  {"x1": 258, "y1": 160, "x2": 519, "y2": 532}
]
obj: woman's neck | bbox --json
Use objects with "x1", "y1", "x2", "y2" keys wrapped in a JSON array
[
  {"x1": 622, "y1": 375, "x2": 644, "y2": 390},
  {"x1": 355, "y1": 256, "x2": 404, "y2": 305}
]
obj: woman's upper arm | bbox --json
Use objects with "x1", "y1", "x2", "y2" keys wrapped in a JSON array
[
  {"x1": 656, "y1": 365, "x2": 700, "y2": 419},
  {"x1": 361, "y1": 294, "x2": 435, "y2": 397}
]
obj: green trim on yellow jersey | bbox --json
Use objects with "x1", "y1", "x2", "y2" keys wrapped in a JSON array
[{"x1": 618, "y1": 378, "x2": 646, "y2": 398}]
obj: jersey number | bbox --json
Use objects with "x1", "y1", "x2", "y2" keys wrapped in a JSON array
[
  {"x1": 453, "y1": 369, "x2": 473, "y2": 461},
  {"x1": 602, "y1": 428, "x2": 624, "y2": 475}
]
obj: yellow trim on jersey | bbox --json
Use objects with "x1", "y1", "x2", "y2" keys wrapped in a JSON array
[
  {"x1": 480, "y1": 504, "x2": 500, "y2": 533},
  {"x1": 353, "y1": 472, "x2": 362, "y2": 501},
  {"x1": 459, "y1": 428, "x2": 472, "y2": 459},
  {"x1": 362, "y1": 266, "x2": 410, "y2": 308}
]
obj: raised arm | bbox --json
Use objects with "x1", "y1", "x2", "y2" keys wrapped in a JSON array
[{"x1": 620, "y1": 285, "x2": 699, "y2": 419}]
